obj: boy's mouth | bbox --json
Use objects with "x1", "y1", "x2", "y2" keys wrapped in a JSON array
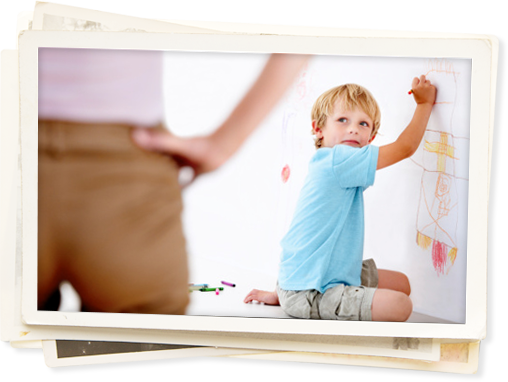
[{"x1": 341, "y1": 140, "x2": 360, "y2": 146}]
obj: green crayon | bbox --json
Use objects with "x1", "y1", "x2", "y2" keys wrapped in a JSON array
[{"x1": 200, "y1": 287, "x2": 224, "y2": 292}]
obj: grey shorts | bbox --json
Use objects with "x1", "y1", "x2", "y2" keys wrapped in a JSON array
[{"x1": 276, "y1": 259, "x2": 378, "y2": 321}]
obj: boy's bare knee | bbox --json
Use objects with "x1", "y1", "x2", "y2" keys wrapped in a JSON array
[
  {"x1": 400, "y1": 273, "x2": 411, "y2": 296},
  {"x1": 397, "y1": 293, "x2": 413, "y2": 322},
  {"x1": 386, "y1": 292, "x2": 412, "y2": 322},
  {"x1": 371, "y1": 289, "x2": 413, "y2": 322},
  {"x1": 391, "y1": 271, "x2": 411, "y2": 296},
  {"x1": 377, "y1": 270, "x2": 411, "y2": 296}
]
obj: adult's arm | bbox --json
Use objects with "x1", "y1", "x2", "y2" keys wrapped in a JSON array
[{"x1": 132, "y1": 54, "x2": 310, "y2": 178}]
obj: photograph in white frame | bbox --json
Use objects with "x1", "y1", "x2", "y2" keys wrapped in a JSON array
[{"x1": 19, "y1": 30, "x2": 492, "y2": 339}]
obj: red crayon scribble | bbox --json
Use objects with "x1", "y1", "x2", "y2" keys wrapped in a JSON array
[
  {"x1": 432, "y1": 240, "x2": 448, "y2": 275},
  {"x1": 281, "y1": 165, "x2": 291, "y2": 183}
]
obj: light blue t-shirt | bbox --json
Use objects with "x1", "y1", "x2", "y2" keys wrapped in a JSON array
[{"x1": 278, "y1": 144, "x2": 379, "y2": 293}]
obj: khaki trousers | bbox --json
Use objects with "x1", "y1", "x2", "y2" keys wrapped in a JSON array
[{"x1": 38, "y1": 120, "x2": 189, "y2": 314}]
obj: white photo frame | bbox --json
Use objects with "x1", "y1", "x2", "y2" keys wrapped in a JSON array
[{"x1": 18, "y1": 29, "x2": 494, "y2": 339}]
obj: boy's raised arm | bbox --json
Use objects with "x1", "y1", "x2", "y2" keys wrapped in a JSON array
[{"x1": 377, "y1": 75, "x2": 437, "y2": 170}]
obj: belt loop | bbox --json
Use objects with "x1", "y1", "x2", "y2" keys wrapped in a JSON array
[
  {"x1": 52, "y1": 120, "x2": 64, "y2": 158},
  {"x1": 38, "y1": 120, "x2": 58, "y2": 157}
]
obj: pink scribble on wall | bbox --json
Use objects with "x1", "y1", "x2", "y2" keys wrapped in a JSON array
[
  {"x1": 432, "y1": 240, "x2": 448, "y2": 275},
  {"x1": 281, "y1": 165, "x2": 291, "y2": 183},
  {"x1": 295, "y1": 64, "x2": 309, "y2": 101}
]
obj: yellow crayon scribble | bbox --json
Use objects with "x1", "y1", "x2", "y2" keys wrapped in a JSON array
[
  {"x1": 424, "y1": 133, "x2": 456, "y2": 172},
  {"x1": 417, "y1": 231, "x2": 432, "y2": 250},
  {"x1": 19, "y1": 331, "x2": 30, "y2": 337},
  {"x1": 448, "y1": 247, "x2": 458, "y2": 264}
]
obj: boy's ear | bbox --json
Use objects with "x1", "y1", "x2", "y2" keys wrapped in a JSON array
[
  {"x1": 368, "y1": 133, "x2": 376, "y2": 143},
  {"x1": 312, "y1": 121, "x2": 323, "y2": 138}
]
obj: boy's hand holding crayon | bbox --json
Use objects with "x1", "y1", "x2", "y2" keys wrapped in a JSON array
[{"x1": 410, "y1": 75, "x2": 437, "y2": 106}]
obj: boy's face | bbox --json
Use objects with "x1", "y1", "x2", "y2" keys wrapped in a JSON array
[{"x1": 313, "y1": 102, "x2": 375, "y2": 148}]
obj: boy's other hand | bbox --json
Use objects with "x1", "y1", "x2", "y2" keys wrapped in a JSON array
[
  {"x1": 244, "y1": 289, "x2": 280, "y2": 305},
  {"x1": 411, "y1": 75, "x2": 437, "y2": 106}
]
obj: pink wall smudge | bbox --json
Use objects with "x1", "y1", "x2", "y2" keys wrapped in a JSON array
[{"x1": 281, "y1": 165, "x2": 291, "y2": 183}]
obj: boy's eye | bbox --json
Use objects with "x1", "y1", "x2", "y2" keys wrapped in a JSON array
[
  {"x1": 360, "y1": 122, "x2": 369, "y2": 127},
  {"x1": 338, "y1": 118, "x2": 347, "y2": 123}
]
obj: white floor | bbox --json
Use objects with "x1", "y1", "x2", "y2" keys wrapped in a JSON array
[
  {"x1": 185, "y1": 256, "x2": 289, "y2": 319},
  {"x1": 58, "y1": 255, "x2": 457, "y2": 324},
  {"x1": 185, "y1": 256, "x2": 457, "y2": 323},
  {"x1": 186, "y1": 283, "x2": 455, "y2": 323}
]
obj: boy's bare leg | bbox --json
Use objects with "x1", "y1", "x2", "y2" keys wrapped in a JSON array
[
  {"x1": 244, "y1": 289, "x2": 280, "y2": 305},
  {"x1": 371, "y1": 288, "x2": 413, "y2": 322},
  {"x1": 377, "y1": 269, "x2": 411, "y2": 296},
  {"x1": 372, "y1": 270, "x2": 412, "y2": 321}
]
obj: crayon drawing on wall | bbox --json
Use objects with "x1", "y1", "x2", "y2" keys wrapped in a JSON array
[{"x1": 413, "y1": 60, "x2": 469, "y2": 277}]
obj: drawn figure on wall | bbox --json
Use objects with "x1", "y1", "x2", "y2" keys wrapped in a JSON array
[
  {"x1": 277, "y1": 60, "x2": 316, "y2": 236},
  {"x1": 413, "y1": 59, "x2": 468, "y2": 275},
  {"x1": 280, "y1": 60, "x2": 315, "y2": 181}
]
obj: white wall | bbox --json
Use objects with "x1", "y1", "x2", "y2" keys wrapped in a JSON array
[{"x1": 164, "y1": 52, "x2": 471, "y2": 323}]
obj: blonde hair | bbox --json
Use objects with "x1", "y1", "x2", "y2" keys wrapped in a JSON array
[{"x1": 311, "y1": 84, "x2": 381, "y2": 149}]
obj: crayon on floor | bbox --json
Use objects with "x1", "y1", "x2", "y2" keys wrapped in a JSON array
[{"x1": 200, "y1": 287, "x2": 224, "y2": 292}]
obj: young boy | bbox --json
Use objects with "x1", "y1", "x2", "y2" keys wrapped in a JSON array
[{"x1": 244, "y1": 75, "x2": 436, "y2": 322}]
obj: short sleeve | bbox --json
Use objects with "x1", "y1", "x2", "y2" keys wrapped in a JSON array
[{"x1": 332, "y1": 145, "x2": 379, "y2": 189}]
